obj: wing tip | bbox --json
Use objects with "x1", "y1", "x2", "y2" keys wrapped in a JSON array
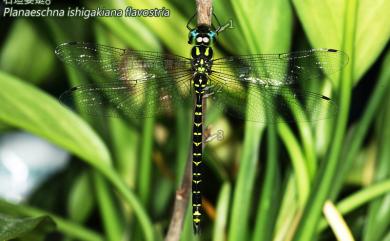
[{"x1": 317, "y1": 48, "x2": 349, "y2": 69}]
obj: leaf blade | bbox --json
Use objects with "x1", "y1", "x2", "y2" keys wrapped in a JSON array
[
  {"x1": 0, "y1": 71, "x2": 112, "y2": 169},
  {"x1": 0, "y1": 214, "x2": 55, "y2": 241}
]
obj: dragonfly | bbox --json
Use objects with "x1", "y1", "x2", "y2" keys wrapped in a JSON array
[{"x1": 55, "y1": 14, "x2": 348, "y2": 234}]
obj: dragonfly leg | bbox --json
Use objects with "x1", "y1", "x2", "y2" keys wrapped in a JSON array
[{"x1": 204, "y1": 129, "x2": 224, "y2": 142}]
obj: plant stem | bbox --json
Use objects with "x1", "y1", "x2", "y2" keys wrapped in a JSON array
[
  {"x1": 164, "y1": 145, "x2": 193, "y2": 241},
  {"x1": 196, "y1": 0, "x2": 212, "y2": 26}
]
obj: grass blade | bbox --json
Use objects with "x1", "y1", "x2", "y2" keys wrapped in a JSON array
[
  {"x1": 277, "y1": 123, "x2": 310, "y2": 206},
  {"x1": 93, "y1": 172, "x2": 123, "y2": 241},
  {"x1": 329, "y1": 50, "x2": 390, "y2": 198},
  {"x1": 252, "y1": 125, "x2": 280, "y2": 241},
  {"x1": 227, "y1": 0, "x2": 292, "y2": 240},
  {"x1": 318, "y1": 179, "x2": 390, "y2": 231},
  {"x1": 213, "y1": 183, "x2": 231, "y2": 241},
  {"x1": 323, "y1": 201, "x2": 355, "y2": 241},
  {"x1": 363, "y1": 75, "x2": 390, "y2": 241},
  {"x1": 292, "y1": 0, "x2": 358, "y2": 240}
]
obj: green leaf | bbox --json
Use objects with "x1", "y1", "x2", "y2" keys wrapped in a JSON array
[
  {"x1": 67, "y1": 172, "x2": 95, "y2": 223},
  {"x1": 213, "y1": 1, "x2": 247, "y2": 54},
  {"x1": 87, "y1": 1, "x2": 161, "y2": 51},
  {"x1": 0, "y1": 199, "x2": 104, "y2": 241},
  {"x1": 0, "y1": 19, "x2": 55, "y2": 84},
  {"x1": 0, "y1": 71, "x2": 112, "y2": 169},
  {"x1": 293, "y1": 0, "x2": 390, "y2": 85},
  {"x1": 109, "y1": 118, "x2": 139, "y2": 186},
  {"x1": 384, "y1": 232, "x2": 390, "y2": 241},
  {"x1": 121, "y1": 0, "x2": 189, "y2": 55},
  {"x1": 230, "y1": 0, "x2": 293, "y2": 53},
  {"x1": 0, "y1": 122, "x2": 10, "y2": 132},
  {"x1": 0, "y1": 214, "x2": 55, "y2": 241}
]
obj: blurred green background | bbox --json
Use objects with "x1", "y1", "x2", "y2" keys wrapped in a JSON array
[{"x1": 0, "y1": 0, "x2": 390, "y2": 240}]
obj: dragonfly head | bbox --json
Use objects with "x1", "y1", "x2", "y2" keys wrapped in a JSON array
[{"x1": 188, "y1": 25, "x2": 217, "y2": 46}]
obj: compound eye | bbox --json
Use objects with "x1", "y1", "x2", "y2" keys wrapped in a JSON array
[
  {"x1": 196, "y1": 37, "x2": 203, "y2": 43},
  {"x1": 203, "y1": 37, "x2": 209, "y2": 43}
]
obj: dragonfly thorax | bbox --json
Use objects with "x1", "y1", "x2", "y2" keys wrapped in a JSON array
[{"x1": 191, "y1": 45, "x2": 213, "y2": 75}]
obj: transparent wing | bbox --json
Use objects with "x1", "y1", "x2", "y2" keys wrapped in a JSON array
[
  {"x1": 60, "y1": 73, "x2": 193, "y2": 118},
  {"x1": 55, "y1": 42, "x2": 193, "y2": 82},
  {"x1": 212, "y1": 48, "x2": 348, "y2": 85},
  {"x1": 208, "y1": 71, "x2": 338, "y2": 123}
]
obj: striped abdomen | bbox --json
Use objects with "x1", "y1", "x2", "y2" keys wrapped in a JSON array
[{"x1": 192, "y1": 73, "x2": 207, "y2": 234}]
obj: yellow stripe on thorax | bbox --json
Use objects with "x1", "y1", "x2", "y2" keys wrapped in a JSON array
[
  {"x1": 205, "y1": 47, "x2": 209, "y2": 56},
  {"x1": 195, "y1": 47, "x2": 200, "y2": 56}
]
